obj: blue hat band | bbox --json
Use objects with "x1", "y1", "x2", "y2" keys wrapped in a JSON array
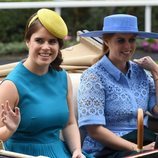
[{"x1": 103, "y1": 26, "x2": 138, "y2": 32}]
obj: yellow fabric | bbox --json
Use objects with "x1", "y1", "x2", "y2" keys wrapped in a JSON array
[
  {"x1": 28, "y1": 8, "x2": 68, "y2": 39},
  {"x1": 28, "y1": 15, "x2": 38, "y2": 28},
  {"x1": 38, "y1": 9, "x2": 68, "y2": 39}
]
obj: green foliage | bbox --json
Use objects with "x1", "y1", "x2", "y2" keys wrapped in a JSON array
[
  {"x1": 62, "y1": 6, "x2": 145, "y2": 37},
  {"x1": 146, "y1": 38, "x2": 156, "y2": 43},
  {"x1": 0, "y1": 42, "x2": 27, "y2": 55},
  {"x1": 0, "y1": 5, "x2": 153, "y2": 43},
  {"x1": 0, "y1": 4, "x2": 157, "y2": 56},
  {"x1": 0, "y1": 7, "x2": 51, "y2": 43},
  {"x1": 152, "y1": 7, "x2": 158, "y2": 33},
  {"x1": 0, "y1": 40, "x2": 77, "y2": 56},
  {"x1": 63, "y1": 39, "x2": 78, "y2": 48},
  {"x1": 0, "y1": 9, "x2": 38, "y2": 43}
]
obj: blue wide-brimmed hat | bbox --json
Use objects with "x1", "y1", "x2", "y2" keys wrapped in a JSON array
[{"x1": 81, "y1": 14, "x2": 158, "y2": 39}]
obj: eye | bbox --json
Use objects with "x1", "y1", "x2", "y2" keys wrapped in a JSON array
[
  {"x1": 129, "y1": 38, "x2": 136, "y2": 43},
  {"x1": 48, "y1": 39, "x2": 58, "y2": 45},
  {"x1": 116, "y1": 38, "x2": 125, "y2": 44},
  {"x1": 35, "y1": 38, "x2": 44, "y2": 44}
]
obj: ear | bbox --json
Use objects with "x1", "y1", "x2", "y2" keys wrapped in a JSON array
[
  {"x1": 104, "y1": 41, "x2": 108, "y2": 46},
  {"x1": 103, "y1": 35, "x2": 110, "y2": 46},
  {"x1": 25, "y1": 40, "x2": 29, "y2": 48}
]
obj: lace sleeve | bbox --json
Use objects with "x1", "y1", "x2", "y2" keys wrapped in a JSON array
[{"x1": 78, "y1": 70, "x2": 105, "y2": 127}]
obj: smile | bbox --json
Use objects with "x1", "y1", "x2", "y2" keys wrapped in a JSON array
[{"x1": 39, "y1": 53, "x2": 51, "y2": 57}]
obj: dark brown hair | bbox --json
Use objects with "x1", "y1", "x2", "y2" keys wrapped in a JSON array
[
  {"x1": 102, "y1": 33, "x2": 115, "y2": 54},
  {"x1": 24, "y1": 13, "x2": 64, "y2": 71}
]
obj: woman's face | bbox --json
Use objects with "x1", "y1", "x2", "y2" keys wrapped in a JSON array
[
  {"x1": 105, "y1": 33, "x2": 136, "y2": 64},
  {"x1": 26, "y1": 26, "x2": 59, "y2": 67}
]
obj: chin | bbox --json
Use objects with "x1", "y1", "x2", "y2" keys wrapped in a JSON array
[{"x1": 38, "y1": 60, "x2": 51, "y2": 66}]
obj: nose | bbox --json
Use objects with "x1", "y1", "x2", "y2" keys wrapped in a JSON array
[
  {"x1": 42, "y1": 42, "x2": 50, "y2": 50},
  {"x1": 124, "y1": 40, "x2": 131, "y2": 50}
]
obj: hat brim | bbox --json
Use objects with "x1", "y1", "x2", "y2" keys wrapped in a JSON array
[{"x1": 80, "y1": 30, "x2": 158, "y2": 39}]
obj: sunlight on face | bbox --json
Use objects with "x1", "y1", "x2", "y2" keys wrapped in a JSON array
[
  {"x1": 104, "y1": 33, "x2": 136, "y2": 64},
  {"x1": 26, "y1": 26, "x2": 59, "y2": 67}
]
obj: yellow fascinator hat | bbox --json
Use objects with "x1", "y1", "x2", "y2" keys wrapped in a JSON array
[{"x1": 28, "y1": 8, "x2": 68, "y2": 39}]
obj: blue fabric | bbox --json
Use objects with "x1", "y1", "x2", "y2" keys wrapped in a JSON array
[
  {"x1": 78, "y1": 55, "x2": 156, "y2": 156},
  {"x1": 4, "y1": 62, "x2": 72, "y2": 158},
  {"x1": 80, "y1": 14, "x2": 158, "y2": 39}
]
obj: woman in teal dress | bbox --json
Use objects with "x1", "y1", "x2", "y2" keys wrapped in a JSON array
[{"x1": 0, "y1": 8, "x2": 90, "y2": 158}]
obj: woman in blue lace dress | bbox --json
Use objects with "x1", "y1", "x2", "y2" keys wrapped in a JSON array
[
  {"x1": 78, "y1": 14, "x2": 158, "y2": 157},
  {"x1": 0, "y1": 8, "x2": 90, "y2": 158}
]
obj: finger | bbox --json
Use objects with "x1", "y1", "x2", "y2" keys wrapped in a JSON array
[
  {"x1": 133, "y1": 59, "x2": 138, "y2": 62},
  {"x1": 1, "y1": 104, "x2": 4, "y2": 117},
  {"x1": 1, "y1": 110, "x2": 6, "y2": 118},
  {"x1": 6, "y1": 100, "x2": 11, "y2": 112},
  {"x1": 133, "y1": 59, "x2": 141, "y2": 63},
  {"x1": 73, "y1": 154, "x2": 83, "y2": 158},
  {"x1": 14, "y1": 107, "x2": 20, "y2": 116},
  {"x1": 152, "y1": 142, "x2": 155, "y2": 146},
  {"x1": 142, "y1": 57, "x2": 148, "y2": 63},
  {"x1": 1, "y1": 104, "x2": 4, "y2": 111},
  {"x1": 1, "y1": 116, "x2": 6, "y2": 124},
  {"x1": 6, "y1": 101, "x2": 16, "y2": 117},
  {"x1": 72, "y1": 153, "x2": 78, "y2": 158}
]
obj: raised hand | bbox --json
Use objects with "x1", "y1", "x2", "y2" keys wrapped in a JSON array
[
  {"x1": 133, "y1": 56, "x2": 158, "y2": 72},
  {"x1": 1, "y1": 100, "x2": 20, "y2": 132}
]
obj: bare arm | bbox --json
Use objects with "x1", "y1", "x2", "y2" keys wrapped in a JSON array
[
  {"x1": 86, "y1": 125, "x2": 155, "y2": 151},
  {"x1": 62, "y1": 73, "x2": 83, "y2": 158},
  {"x1": 87, "y1": 125, "x2": 138, "y2": 151},
  {"x1": 0, "y1": 80, "x2": 20, "y2": 141}
]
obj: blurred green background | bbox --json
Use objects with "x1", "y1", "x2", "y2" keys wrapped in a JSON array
[{"x1": 0, "y1": 0, "x2": 158, "y2": 61}]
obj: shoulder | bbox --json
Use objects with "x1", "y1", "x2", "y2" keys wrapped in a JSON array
[
  {"x1": 0, "y1": 80, "x2": 19, "y2": 107},
  {"x1": 81, "y1": 64, "x2": 103, "y2": 84},
  {"x1": 130, "y1": 60, "x2": 144, "y2": 70},
  {"x1": 55, "y1": 69, "x2": 69, "y2": 88},
  {"x1": 130, "y1": 60, "x2": 147, "y2": 74},
  {"x1": 56, "y1": 69, "x2": 67, "y2": 77},
  {"x1": 51, "y1": 69, "x2": 67, "y2": 82},
  {"x1": 130, "y1": 60, "x2": 151, "y2": 79},
  {"x1": 6, "y1": 62, "x2": 23, "y2": 80},
  {"x1": 0, "y1": 80, "x2": 16, "y2": 91}
]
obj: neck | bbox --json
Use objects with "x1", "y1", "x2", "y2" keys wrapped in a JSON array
[
  {"x1": 107, "y1": 55, "x2": 128, "y2": 74},
  {"x1": 23, "y1": 59, "x2": 49, "y2": 75}
]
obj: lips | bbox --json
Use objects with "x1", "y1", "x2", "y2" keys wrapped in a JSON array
[
  {"x1": 122, "y1": 51, "x2": 131, "y2": 55},
  {"x1": 39, "y1": 53, "x2": 51, "y2": 57}
]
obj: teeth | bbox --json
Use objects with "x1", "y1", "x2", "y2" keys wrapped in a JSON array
[
  {"x1": 123, "y1": 51, "x2": 130, "y2": 54},
  {"x1": 40, "y1": 53, "x2": 50, "y2": 57}
]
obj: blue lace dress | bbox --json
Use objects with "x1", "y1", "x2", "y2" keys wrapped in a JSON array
[
  {"x1": 78, "y1": 55, "x2": 156, "y2": 156},
  {"x1": 4, "y1": 62, "x2": 71, "y2": 158}
]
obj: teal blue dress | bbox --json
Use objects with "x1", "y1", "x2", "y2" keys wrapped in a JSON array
[{"x1": 4, "y1": 62, "x2": 72, "y2": 158}]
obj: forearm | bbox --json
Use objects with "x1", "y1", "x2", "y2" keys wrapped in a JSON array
[
  {"x1": 88, "y1": 125, "x2": 137, "y2": 151},
  {"x1": 0, "y1": 126, "x2": 14, "y2": 142},
  {"x1": 62, "y1": 123, "x2": 81, "y2": 154},
  {"x1": 151, "y1": 67, "x2": 158, "y2": 114}
]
